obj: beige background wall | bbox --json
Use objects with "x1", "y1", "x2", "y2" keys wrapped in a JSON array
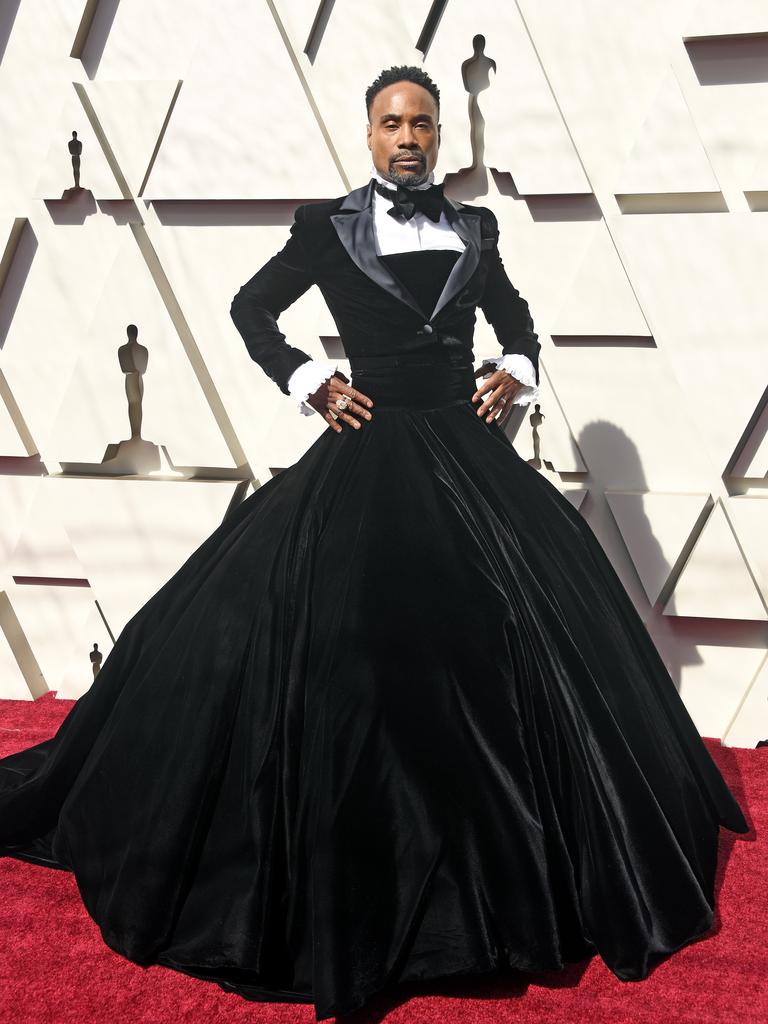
[{"x1": 0, "y1": 0, "x2": 766, "y2": 745}]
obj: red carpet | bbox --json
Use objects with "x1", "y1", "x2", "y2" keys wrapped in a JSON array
[{"x1": 1, "y1": 692, "x2": 764, "y2": 1024}]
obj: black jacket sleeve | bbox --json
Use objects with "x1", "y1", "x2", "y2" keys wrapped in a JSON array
[
  {"x1": 229, "y1": 205, "x2": 316, "y2": 395},
  {"x1": 478, "y1": 211, "x2": 541, "y2": 385}
]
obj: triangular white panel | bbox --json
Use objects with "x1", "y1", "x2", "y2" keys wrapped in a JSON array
[
  {"x1": 1, "y1": 208, "x2": 126, "y2": 465},
  {"x1": 746, "y1": 137, "x2": 768, "y2": 192},
  {"x1": 678, "y1": 641, "x2": 766, "y2": 741},
  {"x1": 564, "y1": 488, "x2": 589, "y2": 512},
  {"x1": 0, "y1": 370, "x2": 28, "y2": 458},
  {"x1": 485, "y1": 177, "x2": 648, "y2": 345},
  {"x1": 549, "y1": 221, "x2": 651, "y2": 337},
  {"x1": 144, "y1": 0, "x2": 344, "y2": 198},
  {"x1": 84, "y1": 80, "x2": 181, "y2": 198},
  {"x1": 57, "y1": 601, "x2": 115, "y2": 701},
  {"x1": 45, "y1": 233, "x2": 235, "y2": 471},
  {"x1": 0, "y1": 5, "x2": 90, "y2": 206},
  {"x1": 606, "y1": 491, "x2": 710, "y2": 605},
  {"x1": 4, "y1": 582, "x2": 95, "y2": 699},
  {"x1": 0, "y1": 615, "x2": 36, "y2": 701},
  {"x1": 727, "y1": 399, "x2": 768, "y2": 479},
  {"x1": 0, "y1": 213, "x2": 35, "y2": 457},
  {"x1": 683, "y1": 0, "x2": 768, "y2": 37},
  {"x1": 722, "y1": 651, "x2": 768, "y2": 749},
  {"x1": 50, "y1": 477, "x2": 240, "y2": 638},
  {"x1": 426, "y1": 0, "x2": 589, "y2": 193},
  {"x1": 663, "y1": 498, "x2": 767, "y2": 620},
  {"x1": 33, "y1": 85, "x2": 124, "y2": 200},
  {"x1": 515, "y1": 0, "x2": 689, "y2": 192},
  {"x1": 610, "y1": 211, "x2": 768, "y2": 477},
  {"x1": 7, "y1": 478, "x2": 85, "y2": 580},
  {"x1": 723, "y1": 495, "x2": 768, "y2": 606},
  {"x1": 0, "y1": 477, "x2": 44, "y2": 576},
  {"x1": 614, "y1": 69, "x2": 721, "y2": 195},
  {"x1": 676, "y1": 53, "x2": 768, "y2": 195},
  {"x1": 82, "y1": 0, "x2": 213, "y2": 80}
]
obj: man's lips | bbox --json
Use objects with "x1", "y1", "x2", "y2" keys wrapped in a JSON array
[{"x1": 394, "y1": 156, "x2": 423, "y2": 164}]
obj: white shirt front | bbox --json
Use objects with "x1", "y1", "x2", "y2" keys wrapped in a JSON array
[
  {"x1": 370, "y1": 167, "x2": 465, "y2": 255},
  {"x1": 286, "y1": 165, "x2": 539, "y2": 414}
]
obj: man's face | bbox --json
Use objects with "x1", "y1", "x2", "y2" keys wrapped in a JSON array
[{"x1": 366, "y1": 80, "x2": 440, "y2": 186}]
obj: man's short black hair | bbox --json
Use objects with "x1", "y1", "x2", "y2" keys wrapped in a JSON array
[{"x1": 365, "y1": 65, "x2": 440, "y2": 119}]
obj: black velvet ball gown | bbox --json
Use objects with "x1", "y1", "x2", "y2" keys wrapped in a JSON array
[{"x1": 0, "y1": 248, "x2": 749, "y2": 1022}]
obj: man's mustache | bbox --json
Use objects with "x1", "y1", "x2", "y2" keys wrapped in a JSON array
[{"x1": 391, "y1": 152, "x2": 425, "y2": 164}]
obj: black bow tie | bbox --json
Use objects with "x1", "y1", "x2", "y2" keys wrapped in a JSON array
[{"x1": 373, "y1": 179, "x2": 446, "y2": 223}]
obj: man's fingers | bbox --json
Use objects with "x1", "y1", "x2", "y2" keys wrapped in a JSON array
[
  {"x1": 313, "y1": 376, "x2": 376, "y2": 434},
  {"x1": 496, "y1": 398, "x2": 515, "y2": 428},
  {"x1": 486, "y1": 397, "x2": 506, "y2": 423},
  {"x1": 490, "y1": 399, "x2": 512, "y2": 428},
  {"x1": 475, "y1": 381, "x2": 506, "y2": 417},
  {"x1": 472, "y1": 367, "x2": 524, "y2": 421},
  {"x1": 325, "y1": 408, "x2": 365, "y2": 431},
  {"x1": 489, "y1": 383, "x2": 523, "y2": 424},
  {"x1": 328, "y1": 376, "x2": 374, "y2": 408},
  {"x1": 340, "y1": 399, "x2": 373, "y2": 421},
  {"x1": 326, "y1": 379, "x2": 374, "y2": 429},
  {"x1": 308, "y1": 374, "x2": 374, "y2": 426},
  {"x1": 323, "y1": 410, "x2": 343, "y2": 433},
  {"x1": 327, "y1": 386, "x2": 373, "y2": 422},
  {"x1": 471, "y1": 368, "x2": 502, "y2": 406},
  {"x1": 339, "y1": 410, "x2": 365, "y2": 429}
]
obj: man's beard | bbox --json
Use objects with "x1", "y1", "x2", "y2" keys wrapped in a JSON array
[{"x1": 387, "y1": 153, "x2": 428, "y2": 187}]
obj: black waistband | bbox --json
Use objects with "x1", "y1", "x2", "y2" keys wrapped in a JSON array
[
  {"x1": 349, "y1": 350, "x2": 473, "y2": 371},
  {"x1": 347, "y1": 357, "x2": 477, "y2": 410}
]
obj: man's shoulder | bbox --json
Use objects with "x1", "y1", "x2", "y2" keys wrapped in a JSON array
[
  {"x1": 294, "y1": 196, "x2": 347, "y2": 228},
  {"x1": 449, "y1": 199, "x2": 499, "y2": 234}
]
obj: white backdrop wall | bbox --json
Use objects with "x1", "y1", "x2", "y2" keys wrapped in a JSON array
[{"x1": 0, "y1": 0, "x2": 766, "y2": 745}]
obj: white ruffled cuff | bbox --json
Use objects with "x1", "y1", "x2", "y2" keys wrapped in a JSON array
[
  {"x1": 287, "y1": 359, "x2": 339, "y2": 416},
  {"x1": 480, "y1": 353, "x2": 539, "y2": 406}
]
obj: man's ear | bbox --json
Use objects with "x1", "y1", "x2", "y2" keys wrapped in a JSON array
[{"x1": 366, "y1": 122, "x2": 372, "y2": 151}]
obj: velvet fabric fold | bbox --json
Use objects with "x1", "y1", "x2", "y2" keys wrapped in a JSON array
[{"x1": 0, "y1": 360, "x2": 748, "y2": 1021}]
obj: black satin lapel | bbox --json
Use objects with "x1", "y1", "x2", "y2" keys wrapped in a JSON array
[
  {"x1": 331, "y1": 193, "x2": 429, "y2": 320},
  {"x1": 330, "y1": 182, "x2": 480, "y2": 322},
  {"x1": 430, "y1": 205, "x2": 481, "y2": 320}
]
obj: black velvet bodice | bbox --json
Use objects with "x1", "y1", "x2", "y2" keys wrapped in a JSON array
[
  {"x1": 379, "y1": 249, "x2": 462, "y2": 319},
  {"x1": 229, "y1": 180, "x2": 542, "y2": 395}
]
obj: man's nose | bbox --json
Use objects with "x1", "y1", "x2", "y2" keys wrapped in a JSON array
[{"x1": 398, "y1": 123, "x2": 416, "y2": 146}]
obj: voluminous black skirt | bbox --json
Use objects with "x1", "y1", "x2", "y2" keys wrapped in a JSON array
[{"x1": 0, "y1": 360, "x2": 749, "y2": 1021}]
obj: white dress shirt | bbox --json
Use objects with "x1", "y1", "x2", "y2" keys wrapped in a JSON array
[{"x1": 286, "y1": 165, "x2": 539, "y2": 414}]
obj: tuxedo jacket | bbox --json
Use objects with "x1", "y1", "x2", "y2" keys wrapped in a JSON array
[{"x1": 230, "y1": 179, "x2": 540, "y2": 396}]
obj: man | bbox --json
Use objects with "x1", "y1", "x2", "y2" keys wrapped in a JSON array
[{"x1": 230, "y1": 65, "x2": 540, "y2": 435}]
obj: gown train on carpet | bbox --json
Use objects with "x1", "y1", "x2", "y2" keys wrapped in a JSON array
[{"x1": 0, "y1": 361, "x2": 749, "y2": 1019}]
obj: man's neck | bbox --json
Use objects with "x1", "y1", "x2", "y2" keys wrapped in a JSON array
[{"x1": 370, "y1": 163, "x2": 436, "y2": 191}]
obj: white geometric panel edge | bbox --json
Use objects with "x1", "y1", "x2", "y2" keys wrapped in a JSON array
[
  {"x1": 605, "y1": 491, "x2": 711, "y2": 607},
  {"x1": 663, "y1": 498, "x2": 767, "y2": 621}
]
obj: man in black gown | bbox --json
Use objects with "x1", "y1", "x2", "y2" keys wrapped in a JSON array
[{"x1": 0, "y1": 64, "x2": 749, "y2": 1024}]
